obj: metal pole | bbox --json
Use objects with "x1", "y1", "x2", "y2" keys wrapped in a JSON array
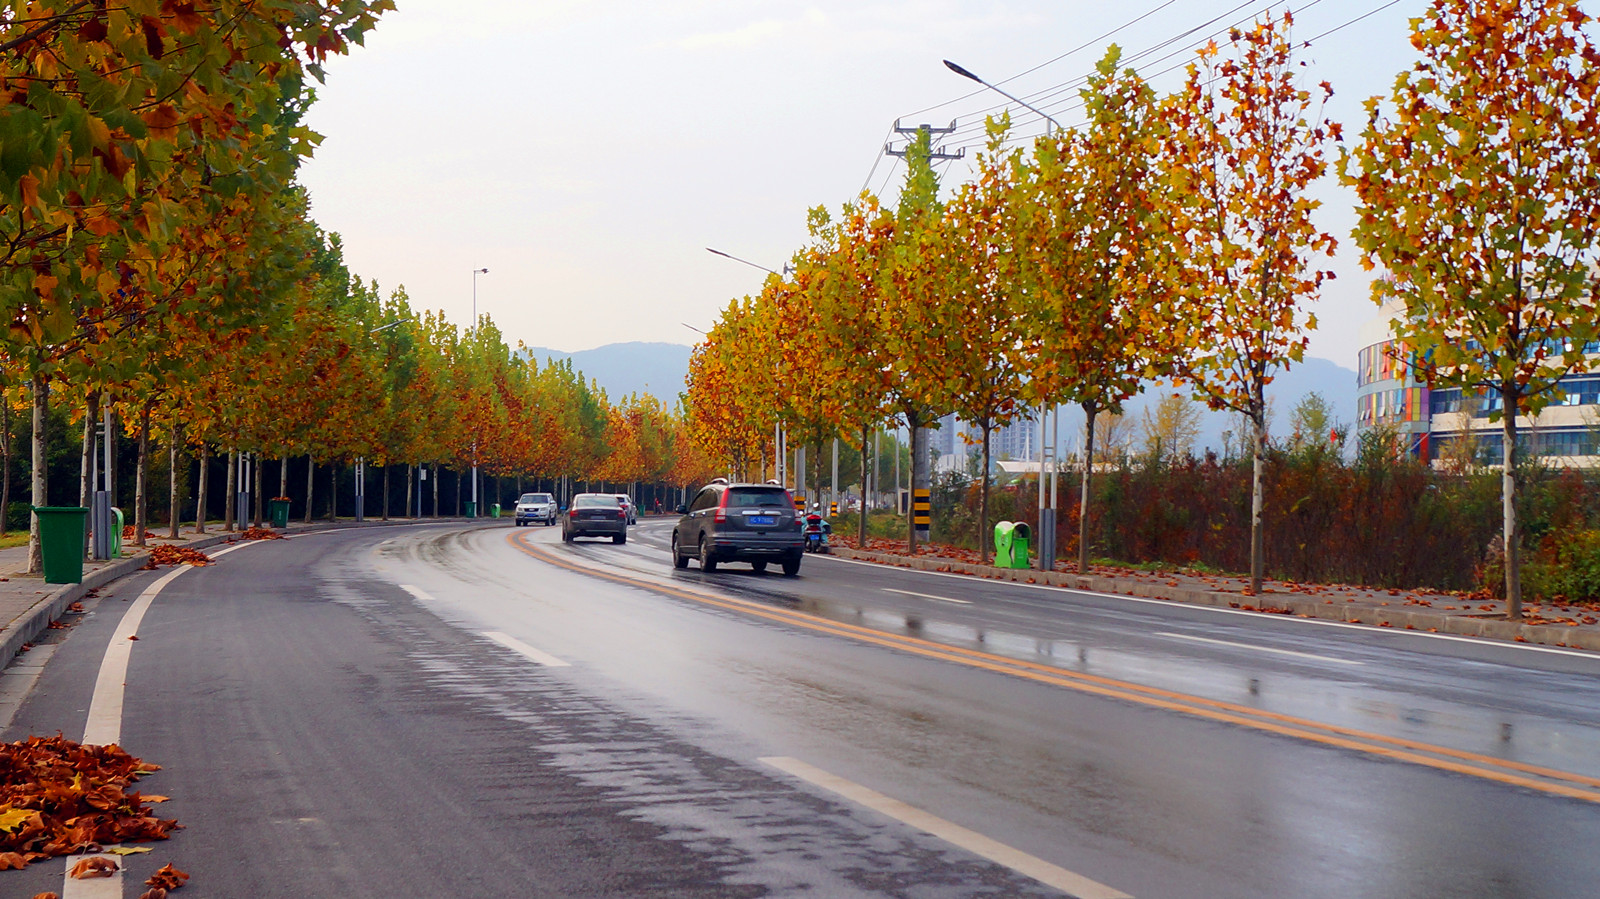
[{"x1": 831, "y1": 438, "x2": 839, "y2": 516}]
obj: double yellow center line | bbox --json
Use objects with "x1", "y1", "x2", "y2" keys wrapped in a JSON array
[{"x1": 509, "y1": 532, "x2": 1600, "y2": 805}]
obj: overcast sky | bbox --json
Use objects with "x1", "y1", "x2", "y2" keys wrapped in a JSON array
[{"x1": 298, "y1": 0, "x2": 1430, "y2": 366}]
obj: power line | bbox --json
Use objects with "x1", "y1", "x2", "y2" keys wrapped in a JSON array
[{"x1": 938, "y1": 0, "x2": 1313, "y2": 147}]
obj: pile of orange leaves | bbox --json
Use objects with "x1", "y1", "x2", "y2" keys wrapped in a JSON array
[
  {"x1": 141, "y1": 546, "x2": 212, "y2": 569},
  {"x1": 238, "y1": 527, "x2": 284, "y2": 540},
  {"x1": 0, "y1": 735, "x2": 179, "y2": 871}
]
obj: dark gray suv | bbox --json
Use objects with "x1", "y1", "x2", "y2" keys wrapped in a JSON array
[{"x1": 672, "y1": 480, "x2": 803, "y2": 575}]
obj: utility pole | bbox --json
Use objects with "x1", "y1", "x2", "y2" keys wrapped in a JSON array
[{"x1": 884, "y1": 119, "x2": 965, "y2": 163}]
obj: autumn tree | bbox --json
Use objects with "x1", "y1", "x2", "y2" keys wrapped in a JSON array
[
  {"x1": 1157, "y1": 11, "x2": 1339, "y2": 593},
  {"x1": 934, "y1": 123, "x2": 1028, "y2": 563},
  {"x1": 1138, "y1": 393, "x2": 1204, "y2": 464},
  {"x1": 1341, "y1": 0, "x2": 1600, "y2": 617},
  {"x1": 1014, "y1": 47, "x2": 1169, "y2": 573}
]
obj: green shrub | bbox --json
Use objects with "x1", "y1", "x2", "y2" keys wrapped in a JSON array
[{"x1": 1524, "y1": 529, "x2": 1600, "y2": 602}]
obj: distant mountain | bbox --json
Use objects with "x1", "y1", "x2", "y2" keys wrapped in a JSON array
[{"x1": 522, "y1": 342, "x2": 693, "y2": 405}]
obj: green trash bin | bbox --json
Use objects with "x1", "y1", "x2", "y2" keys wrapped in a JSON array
[
  {"x1": 1009, "y1": 522, "x2": 1032, "y2": 569},
  {"x1": 993, "y1": 521, "x2": 1017, "y2": 568},
  {"x1": 464, "y1": 501, "x2": 478, "y2": 519},
  {"x1": 110, "y1": 508, "x2": 123, "y2": 558},
  {"x1": 269, "y1": 498, "x2": 291, "y2": 529},
  {"x1": 34, "y1": 506, "x2": 88, "y2": 585},
  {"x1": 490, "y1": 503, "x2": 501, "y2": 519}
]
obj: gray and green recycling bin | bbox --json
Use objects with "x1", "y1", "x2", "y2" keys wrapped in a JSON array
[
  {"x1": 1008, "y1": 522, "x2": 1032, "y2": 569},
  {"x1": 464, "y1": 500, "x2": 478, "y2": 519},
  {"x1": 34, "y1": 506, "x2": 88, "y2": 584},
  {"x1": 270, "y1": 498, "x2": 291, "y2": 529},
  {"x1": 490, "y1": 503, "x2": 501, "y2": 519}
]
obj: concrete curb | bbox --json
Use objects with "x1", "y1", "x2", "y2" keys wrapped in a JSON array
[
  {"x1": 829, "y1": 547, "x2": 1600, "y2": 653},
  {"x1": 0, "y1": 517, "x2": 493, "y2": 671}
]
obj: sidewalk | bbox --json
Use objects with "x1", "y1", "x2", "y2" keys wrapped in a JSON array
[
  {"x1": 830, "y1": 540, "x2": 1600, "y2": 653},
  {"x1": 0, "y1": 517, "x2": 488, "y2": 671}
]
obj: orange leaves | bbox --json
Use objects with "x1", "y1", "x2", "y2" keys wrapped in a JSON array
[
  {"x1": 142, "y1": 545, "x2": 213, "y2": 568},
  {"x1": 141, "y1": 104, "x2": 184, "y2": 141},
  {"x1": 0, "y1": 736, "x2": 178, "y2": 870},
  {"x1": 146, "y1": 862, "x2": 190, "y2": 889},
  {"x1": 69, "y1": 856, "x2": 118, "y2": 878}
]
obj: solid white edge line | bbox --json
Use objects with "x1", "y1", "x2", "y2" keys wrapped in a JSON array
[
  {"x1": 71, "y1": 558, "x2": 204, "y2": 898},
  {"x1": 1157, "y1": 631, "x2": 1364, "y2": 666},
  {"x1": 818, "y1": 554, "x2": 1600, "y2": 661},
  {"x1": 884, "y1": 587, "x2": 972, "y2": 605},
  {"x1": 760, "y1": 756, "x2": 1132, "y2": 899},
  {"x1": 81, "y1": 566, "x2": 189, "y2": 745},
  {"x1": 483, "y1": 631, "x2": 571, "y2": 667},
  {"x1": 399, "y1": 584, "x2": 434, "y2": 602}
]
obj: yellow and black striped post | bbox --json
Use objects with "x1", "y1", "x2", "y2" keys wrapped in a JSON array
[
  {"x1": 793, "y1": 493, "x2": 805, "y2": 511},
  {"x1": 829, "y1": 501, "x2": 838, "y2": 517},
  {"x1": 912, "y1": 488, "x2": 931, "y2": 537}
]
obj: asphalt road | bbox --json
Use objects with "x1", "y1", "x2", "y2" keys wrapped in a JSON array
[{"x1": 5, "y1": 519, "x2": 1600, "y2": 898}]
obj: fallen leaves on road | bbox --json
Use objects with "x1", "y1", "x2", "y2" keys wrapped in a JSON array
[
  {"x1": 30, "y1": 892, "x2": 60, "y2": 899},
  {"x1": 141, "y1": 546, "x2": 213, "y2": 569},
  {"x1": 108, "y1": 845, "x2": 153, "y2": 855},
  {"x1": 69, "y1": 856, "x2": 118, "y2": 878},
  {"x1": 239, "y1": 527, "x2": 284, "y2": 540},
  {"x1": 0, "y1": 735, "x2": 179, "y2": 869},
  {"x1": 146, "y1": 863, "x2": 189, "y2": 889}
]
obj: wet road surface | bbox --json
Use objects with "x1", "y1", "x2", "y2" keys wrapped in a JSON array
[{"x1": 4, "y1": 520, "x2": 1599, "y2": 897}]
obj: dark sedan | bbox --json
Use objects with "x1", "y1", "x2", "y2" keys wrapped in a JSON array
[{"x1": 563, "y1": 493, "x2": 628, "y2": 544}]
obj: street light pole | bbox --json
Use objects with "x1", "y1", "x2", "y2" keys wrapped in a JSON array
[
  {"x1": 470, "y1": 267, "x2": 488, "y2": 515},
  {"x1": 945, "y1": 58, "x2": 1062, "y2": 571}
]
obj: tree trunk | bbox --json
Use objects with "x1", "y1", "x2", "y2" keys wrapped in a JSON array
[
  {"x1": 168, "y1": 423, "x2": 181, "y2": 539},
  {"x1": 328, "y1": 462, "x2": 337, "y2": 521},
  {"x1": 223, "y1": 450, "x2": 237, "y2": 532},
  {"x1": 79, "y1": 392, "x2": 97, "y2": 511},
  {"x1": 382, "y1": 465, "x2": 391, "y2": 521},
  {"x1": 1079, "y1": 403, "x2": 1097, "y2": 575},
  {"x1": 456, "y1": 470, "x2": 462, "y2": 516},
  {"x1": 858, "y1": 425, "x2": 870, "y2": 549},
  {"x1": 405, "y1": 465, "x2": 414, "y2": 519},
  {"x1": 26, "y1": 372, "x2": 47, "y2": 575},
  {"x1": 80, "y1": 392, "x2": 98, "y2": 556},
  {"x1": 195, "y1": 445, "x2": 209, "y2": 535},
  {"x1": 432, "y1": 465, "x2": 439, "y2": 518},
  {"x1": 304, "y1": 456, "x2": 315, "y2": 523},
  {"x1": 134, "y1": 401, "x2": 151, "y2": 547},
  {"x1": 1, "y1": 394, "x2": 11, "y2": 536},
  {"x1": 279, "y1": 456, "x2": 289, "y2": 502},
  {"x1": 1249, "y1": 413, "x2": 1267, "y2": 594},
  {"x1": 979, "y1": 423, "x2": 992, "y2": 566},
  {"x1": 1502, "y1": 386, "x2": 1522, "y2": 619}
]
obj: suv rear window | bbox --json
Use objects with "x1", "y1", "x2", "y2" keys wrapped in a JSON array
[
  {"x1": 574, "y1": 495, "x2": 620, "y2": 508},
  {"x1": 727, "y1": 487, "x2": 789, "y2": 508}
]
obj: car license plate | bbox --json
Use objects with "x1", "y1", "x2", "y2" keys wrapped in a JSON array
[{"x1": 749, "y1": 515, "x2": 776, "y2": 527}]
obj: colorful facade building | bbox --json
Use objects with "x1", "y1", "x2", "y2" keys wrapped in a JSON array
[{"x1": 1356, "y1": 299, "x2": 1599, "y2": 468}]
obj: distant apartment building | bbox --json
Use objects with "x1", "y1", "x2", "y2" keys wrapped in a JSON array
[
  {"x1": 1356, "y1": 299, "x2": 1600, "y2": 467},
  {"x1": 932, "y1": 412, "x2": 1044, "y2": 473}
]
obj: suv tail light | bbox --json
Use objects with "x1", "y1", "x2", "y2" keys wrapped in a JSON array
[
  {"x1": 618, "y1": 509, "x2": 627, "y2": 520},
  {"x1": 714, "y1": 494, "x2": 728, "y2": 524}
]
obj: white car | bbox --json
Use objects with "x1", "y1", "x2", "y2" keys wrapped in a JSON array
[
  {"x1": 515, "y1": 493, "x2": 558, "y2": 526},
  {"x1": 614, "y1": 494, "x2": 637, "y2": 525}
]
